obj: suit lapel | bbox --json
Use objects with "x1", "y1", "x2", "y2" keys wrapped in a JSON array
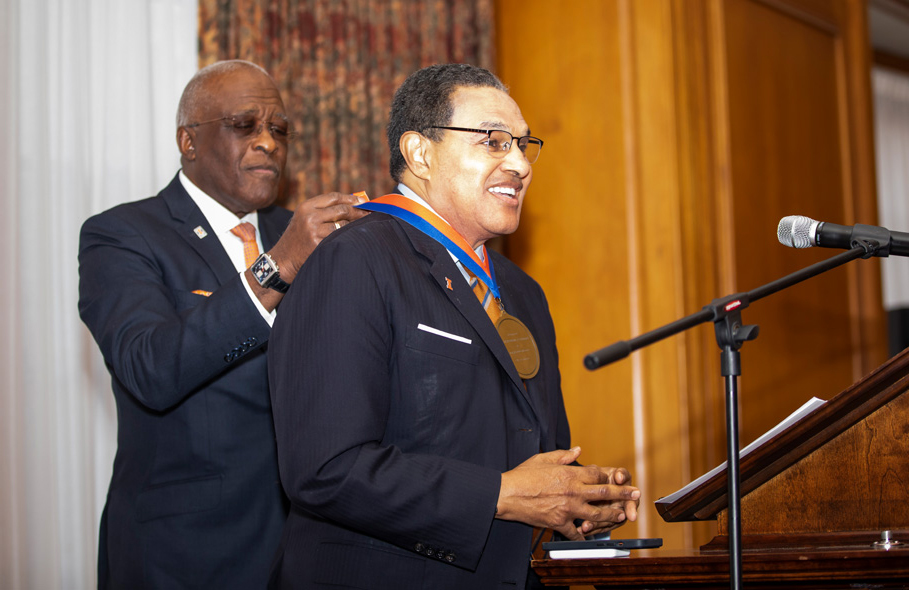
[
  {"x1": 160, "y1": 175, "x2": 238, "y2": 285},
  {"x1": 257, "y1": 205, "x2": 287, "y2": 251},
  {"x1": 494, "y1": 266, "x2": 553, "y2": 444},
  {"x1": 400, "y1": 221, "x2": 541, "y2": 419}
]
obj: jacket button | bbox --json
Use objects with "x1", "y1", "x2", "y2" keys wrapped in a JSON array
[
  {"x1": 445, "y1": 552, "x2": 456, "y2": 563},
  {"x1": 423, "y1": 546, "x2": 435, "y2": 557},
  {"x1": 413, "y1": 542, "x2": 424, "y2": 553}
]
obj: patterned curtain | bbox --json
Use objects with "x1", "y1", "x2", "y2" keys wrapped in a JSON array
[{"x1": 199, "y1": 0, "x2": 496, "y2": 207}]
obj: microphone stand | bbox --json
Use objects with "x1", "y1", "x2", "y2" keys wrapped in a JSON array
[{"x1": 584, "y1": 240, "x2": 880, "y2": 590}]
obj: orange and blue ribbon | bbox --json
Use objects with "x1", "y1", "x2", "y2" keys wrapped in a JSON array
[{"x1": 356, "y1": 194, "x2": 500, "y2": 299}]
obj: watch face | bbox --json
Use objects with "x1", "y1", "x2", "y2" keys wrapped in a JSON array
[
  {"x1": 251, "y1": 253, "x2": 288, "y2": 292},
  {"x1": 252, "y1": 255, "x2": 275, "y2": 283}
]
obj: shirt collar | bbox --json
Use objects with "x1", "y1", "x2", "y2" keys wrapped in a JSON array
[
  {"x1": 180, "y1": 170, "x2": 260, "y2": 234},
  {"x1": 396, "y1": 183, "x2": 484, "y2": 260}
]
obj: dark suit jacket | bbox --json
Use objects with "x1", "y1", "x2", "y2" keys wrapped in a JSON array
[
  {"x1": 269, "y1": 211, "x2": 571, "y2": 589},
  {"x1": 78, "y1": 174, "x2": 291, "y2": 589}
]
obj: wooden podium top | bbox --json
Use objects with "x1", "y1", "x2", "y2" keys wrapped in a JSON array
[{"x1": 656, "y1": 345, "x2": 909, "y2": 536}]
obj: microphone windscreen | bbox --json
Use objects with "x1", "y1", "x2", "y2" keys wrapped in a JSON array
[{"x1": 777, "y1": 215, "x2": 816, "y2": 248}]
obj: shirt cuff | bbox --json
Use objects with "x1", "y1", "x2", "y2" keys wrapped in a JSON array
[{"x1": 240, "y1": 270, "x2": 277, "y2": 327}]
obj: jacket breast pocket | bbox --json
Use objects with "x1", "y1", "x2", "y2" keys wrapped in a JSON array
[{"x1": 405, "y1": 324, "x2": 479, "y2": 365}]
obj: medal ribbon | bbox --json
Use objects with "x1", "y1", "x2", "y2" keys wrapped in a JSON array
[{"x1": 356, "y1": 194, "x2": 500, "y2": 299}]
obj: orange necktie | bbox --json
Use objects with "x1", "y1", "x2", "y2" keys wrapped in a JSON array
[
  {"x1": 231, "y1": 222, "x2": 260, "y2": 268},
  {"x1": 466, "y1": 268, "x2": 502, "y2": 325},
  {"x1": 467, "y1": 266, "x2": 530, "y2": 387}
]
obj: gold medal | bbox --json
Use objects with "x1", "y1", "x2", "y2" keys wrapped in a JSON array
[{"x1": 495, "y1": 311, "x2": 540, "y2": 379}]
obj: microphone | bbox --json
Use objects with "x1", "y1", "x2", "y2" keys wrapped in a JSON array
[{"x1": 777, "y1": 215, "x2": 909, "y2": 257}]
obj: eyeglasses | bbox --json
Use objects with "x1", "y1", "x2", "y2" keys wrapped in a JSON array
[
  {"x1": 186, "y1": 114, "x2": 297, "y2": 142},
  {"x1": 427, "y1": 126, "x2": 543, "y2": 164}
]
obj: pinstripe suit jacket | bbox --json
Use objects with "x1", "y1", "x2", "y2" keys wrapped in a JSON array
[{"x1": 268, "y1": 211, "x2": 571, "y2": 589}]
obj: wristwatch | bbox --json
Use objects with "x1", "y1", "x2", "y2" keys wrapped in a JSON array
[{"x1": 250, "y1": 252, "x2": 290, "y2": 293}]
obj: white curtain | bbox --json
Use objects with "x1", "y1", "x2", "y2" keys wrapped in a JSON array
[
  {"x1": 874, "y1": 67, "x2": 909, "y2": 311},
  {"x1": 0, "y1": 1, "x2": 197, "y2": 588}
]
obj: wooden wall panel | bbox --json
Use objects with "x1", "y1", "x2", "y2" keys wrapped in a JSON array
[
  {"x1": 670, "y1": 0, "x2": 737, "y2": 546},
  {"x1": 723, "y1": 0, "x2": 856, "y2": 442},
  {"x1": 720, "y1": 0, "x2": 887, "y2": 445},
  {"x1": 494, "y1": 0, "x2": 886, "y2": 552},
  {"x1": 496, "y1": 0, "x2": 702, "y2": 551},
  {"x1": 494, "y1": 0, "x2": 638, "y2": 517},
  {"x1": 616, "y1": 0, "x2": 693, "y2": 549}
]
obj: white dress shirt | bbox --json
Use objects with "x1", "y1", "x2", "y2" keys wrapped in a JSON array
[{"x1": 180, "y1": 170, "x2": 277, "y2": 325}]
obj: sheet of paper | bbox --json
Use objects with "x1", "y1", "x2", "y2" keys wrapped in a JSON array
[
  {"x1": 547, "y1": 548, "x2": 631, "y2": 559},
  {"x1": 655, "y1": 396, "x2": 826, "y2": 505}
]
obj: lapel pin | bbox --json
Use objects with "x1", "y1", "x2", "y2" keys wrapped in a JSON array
[
  {"x1": 445, "y1": 277, "x2": 453, "y2": 291},
  {"x1": 193, "y1": 226, "x2": 208, "y2": 239}
]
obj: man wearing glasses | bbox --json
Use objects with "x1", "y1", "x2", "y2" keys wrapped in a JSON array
[
  {"x1": 269, "y1": 63, "x2": 640, "y2": 589},
  {"x1": 78, "y1": 60, "x2": 366, "y2": 589}
]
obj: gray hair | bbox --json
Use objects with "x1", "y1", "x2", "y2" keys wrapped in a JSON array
[
  {"x1": 387, "y1": 63, "x2": 507, "y2": 182},
  {"x1": 176, "y1": 60, "x2": 273, "y2": 127}
]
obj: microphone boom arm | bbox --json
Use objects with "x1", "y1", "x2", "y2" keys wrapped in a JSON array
[{"x1": 584, "y1": 242, "x2": 877, "y2": 371}]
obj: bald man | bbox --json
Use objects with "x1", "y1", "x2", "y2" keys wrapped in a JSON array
[{"x1": 78, "y1": 60, "x2": 366, "y2": 589}]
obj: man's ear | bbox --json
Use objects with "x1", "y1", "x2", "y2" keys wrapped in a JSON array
[
  {"x1": 177, "y1": 127, "x2": 196, "y2": 161},
  {"x1": 400, "y1": 131, "x2": 432, "y2": 181}
]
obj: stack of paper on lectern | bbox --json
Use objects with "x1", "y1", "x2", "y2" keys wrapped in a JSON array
[{"x1": 656, "y1": 396, "x2": 827, "y2": 506}]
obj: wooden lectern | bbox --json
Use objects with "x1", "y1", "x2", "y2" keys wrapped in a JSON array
[{"x1": 532, "y1": 347, "x2": 909, "y2": 588}]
